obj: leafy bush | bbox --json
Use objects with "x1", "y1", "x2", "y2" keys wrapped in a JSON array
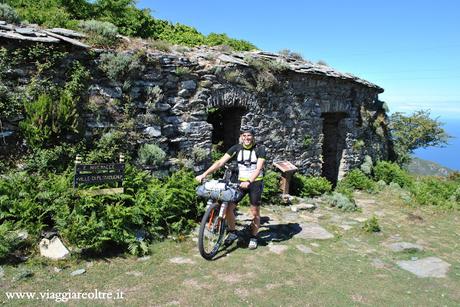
[
  {"x1": 324, "y1": 192, "x2": 358, "y2": 212},
  {"x1": 25, "y1": 144, "x2": 82, "y2": 174},
  {"x1": 99, "y1": 52, "x2": 144, "y2": 82},
  {"x1": 360, "y1": 155, "x2": 373, "y2": 175},
  {"x1": 291, "y1": 174, "x2": 332, "y2": 198},
  {"x1": 147, "y1": 39, "x2": 172, "y2": 52},
  {"x1": 278, "y1": 49, "x2": 304, "y2": 61},
  {"x1": 137, "y1": 143, "x2": 166, "y2": 166},
  {"x1": 362, "y1": 216, "x2": 381, "y2": 232},
  {"x1": 191, "y1": 147, "x2": 208, "y2": 163},
  {"x1": 19, "y1": 62, "x2": 88, "y2": 150},
  {"x1": 410, "y1": 177, "x2": 460, "y2": 209},
  {"x1": 0, "y1": 3, "x2": 21, "y2": 24},
  {"x1": 6, "y1": 0, "x2": 74, "y2": 28},
  {"x1": 20, "y1": 92, "x2": 79, "y2": 149},
  {"x1": 374, "y1": 161, "x2": 413, "y2": 188},
  {"x1": 175, "y1": 66, "x2": 192, "y2": 76},
  {"x1": 337, "y1": 169, "x2": 375, "y2": 192},
  {"x1": 79, "y1": 20, "x2": 119, "y2": 47},
  {"x1": 261, "y1": 170, "x2": 281, "y2": 204},
  {"x1": 0, "y1": 171, "x2": 77, "y2": 236},
  {"x1": 86, "y1": 131, "x2": 126, "y2": 163},
  {"x1": 0, "y1": 222, "x2": 19, "y2": 261}
]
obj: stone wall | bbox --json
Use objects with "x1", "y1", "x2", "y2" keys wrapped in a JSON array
[{"x1": 0, "y1": 37, "x2": 391, "y2": 183}]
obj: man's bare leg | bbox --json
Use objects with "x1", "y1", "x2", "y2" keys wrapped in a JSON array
[
  {"x1": 250, "y1": 205, "x2": 260, "y2": 236},
  {"x1": 226, "y1": 202, "x2": 236, "y2": 231}
]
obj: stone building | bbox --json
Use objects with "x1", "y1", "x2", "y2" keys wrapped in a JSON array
[{"x1": 0, "y1": 23, "x2": 391, "y2": 184}]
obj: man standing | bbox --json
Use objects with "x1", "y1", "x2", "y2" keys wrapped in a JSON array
[{"x1": 195, "y1": 127, "x2": 266, "y2": 249}]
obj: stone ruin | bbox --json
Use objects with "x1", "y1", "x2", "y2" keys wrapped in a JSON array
[{"x1": 0, "y1": 22, "x2": 392, "y2": 184}]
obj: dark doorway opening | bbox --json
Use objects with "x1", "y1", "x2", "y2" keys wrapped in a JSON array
[
  {"x1": 321, "y1": 112, "x2": 348, "y2": 185},
  {"x1": 207, "y1": 107, "x2": 247, "y2": 152}
]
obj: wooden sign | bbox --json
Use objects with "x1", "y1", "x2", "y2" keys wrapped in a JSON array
[
  {"x1": 273, "y1": 161, "x2": 298, "y2": 173},
  {"x1": 73, "y1": 155, "x2": 125, "y2": 195},
  {"x1": 273, "y1": 160, "x2": 298, "y2": 195}
]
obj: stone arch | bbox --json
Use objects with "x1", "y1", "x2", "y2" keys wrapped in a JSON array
[{"x1": 206, "y1": 88, "x2": 257, "y2": 152}]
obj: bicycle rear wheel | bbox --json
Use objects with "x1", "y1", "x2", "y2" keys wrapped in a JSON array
[{"x1": 198, "y1": 202, "x2": 226, "y2": 260}]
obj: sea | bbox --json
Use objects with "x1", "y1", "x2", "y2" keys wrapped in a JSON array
[{"x1": 414, "y1": 119, "x2": 460, "y2": 171}]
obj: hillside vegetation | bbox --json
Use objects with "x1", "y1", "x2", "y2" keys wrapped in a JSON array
[{"x1": 3, "y1": 0, "x2": 256, "y2": 51}]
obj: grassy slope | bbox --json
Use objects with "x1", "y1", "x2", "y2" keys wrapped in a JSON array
[{"x1": 1, "y1": 188, "x2": 460, "y2": 306}]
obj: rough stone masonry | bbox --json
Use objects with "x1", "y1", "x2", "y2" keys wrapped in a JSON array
[{"x1": 0, "y1": 23, "x2": 392, "y2": 183}]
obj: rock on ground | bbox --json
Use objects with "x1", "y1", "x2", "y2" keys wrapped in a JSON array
[
  {"x1": 396, "y1": 257, "x2": 451, "y2": 278},
  {"x1": 296, "y1": 223, "x2": 334, "y2": 240},
  {"x1": 39, "y1": 236, "x2": 70, "y2": 260},
  {"x1": 296, "y1": 245, "x2": 313, "y2": 254},
  {"x1": 70, "y1": 269, "x2": 86, "y2": 276},
  {"x1": 268, "y1": 244, "x2": 288, "y2": 254},
  {"x1": 386, "y1": 242, "x2": 424, "y2": 252}
]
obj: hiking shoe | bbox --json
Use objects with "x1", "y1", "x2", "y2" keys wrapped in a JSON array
[
  {"x1": 248, "y1": 237, "x2": 258, "y2": 250},
  {"x1": 224, "y1": 231, "x2": 238, "y2": 246}
]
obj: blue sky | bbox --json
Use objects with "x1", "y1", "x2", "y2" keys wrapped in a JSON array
[{"x1": 138, "y1": 0, "x2": 459, "y2": 119}]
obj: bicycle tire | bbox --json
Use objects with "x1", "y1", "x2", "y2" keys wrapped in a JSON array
[{"x1": 198, "y1": 202, "x2": 226, "y2": 260}]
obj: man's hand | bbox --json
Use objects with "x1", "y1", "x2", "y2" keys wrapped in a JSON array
[
  {"x1": 240, "y1": 181, "x2": 251, "y2": 189},
  {"x1": 195, "y1": 174, "x2": 206, "y2": 183}
]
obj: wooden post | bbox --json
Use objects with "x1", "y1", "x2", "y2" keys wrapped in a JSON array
[
  {"x1": 73, "y1": 154, "x2": 82, "y2": 189},
  {"x1": 273, "y1": 161, "x2": 298, "y2": 195}
]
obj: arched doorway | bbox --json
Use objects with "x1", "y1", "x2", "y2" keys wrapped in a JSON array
[
  {"x1": 321, "y1": 112, "x2": 348, "y2": 185},
  {"x1": 207, "y1": 107, "x2": 247, "y2": 152}
]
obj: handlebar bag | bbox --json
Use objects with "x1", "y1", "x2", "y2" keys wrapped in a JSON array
[{"x1": 196, "y1": 180, "x2": 243, "y2": 202}]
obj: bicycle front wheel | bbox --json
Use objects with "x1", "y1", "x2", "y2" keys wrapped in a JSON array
[{"x1": 198, "y1": 202, "x2": 226, "y2": 260}]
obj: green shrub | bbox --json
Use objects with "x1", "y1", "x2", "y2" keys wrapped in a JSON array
[
  {"x1": 360, "y1": 155, "x2": 373, "y2": 175},
  {"x1": 147, "y1": 39, "x2": 172, "y2": 52},
  {"x1": 79, "y1": 20, "x2": 119, "y2": 47},
  {"x1": 278, "y1": 49, "x2": 304, "y2": 61},
  {"x1": 291, "y1": 174, "x2": 332, "y2": 198},
  {"x1": 0, "y1": 222, "x2": 19, "y2": 261},
  {"x1": 324, "y1": 192, "x2": 358, "y2": 212},
  {"x1": 303, "y1": 136, "x2": 313, "y2": 148},
  {"x1": 99, "y1": 52, "x2": 144, "y2": 83},
  {"x1": 261, "y1": 170, "x2": 282, "y2": 204},
  {"x1": 0, "y1": 81, "x2": 22, "y2": 120},
  {"x1": 410, "y1": 177, "x2": 459, "y2": 209},
  {"x1": 175, "y1": 66, "x2": 192, "y2": 76},
  {"x1": 362, "y1": 216, "x2": 381, "y2": 232},
  {"x1": 19, "y1": 62, "x2": 88, "y2": 150},
  {"x1": 0, "y1": 3, "x2": 21, "y2": 24},
  {"x1": 338, "y1": 169, "x2": 375, "y2": 192},
  {"x1": 25, "y1": 144, "x2": 81, "y2": 174},
  {"x1": 374, "y1": 161, "x2": 413, "y2": 188},
  {"x1": 137, "y1": 143, "x2": 166, "y2": 166},
  {"x1": 86, "y1": 131, "x2": 126, "y2": 163},
  {"x1": 0, "y1": 171, "x2": 76, "y2": 236},
  {"x1": 20, "y1": 92, "x2": 79, "y2": 149},
  {"x1": 191, "y1": 147, "x2": 208, "y2": 163}
]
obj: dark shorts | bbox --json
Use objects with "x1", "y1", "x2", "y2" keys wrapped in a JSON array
[{"x1": 237, "y1": 180, "x2": 264, "y2": 206}]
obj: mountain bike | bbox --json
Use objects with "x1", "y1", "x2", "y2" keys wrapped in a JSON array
[{"x1": 196, "y1": 167, "x2": 241, "y2": 260}]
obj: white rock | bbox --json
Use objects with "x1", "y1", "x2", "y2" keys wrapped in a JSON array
[
  {"x1": 39, "y1": 237, "x2": 70, "y2": 260},
  {"x1": 397, "y1": 257, "x2": 450, "y2": 278},
  {"x1": 386, "y1": 242, "x2": 424, "y2": 252},
  {"x1": 296, "y1": 223, "x2": 334, "y2": 240},
  {"x1": 70, "y1": 269, "x2": 86, "y2": 276},
  {"x1": 296, "y1": 244, "x2": 313, "y2": 254},
  {"x1": 268, "y1": 244, "x2": 288, "y2": 255}
]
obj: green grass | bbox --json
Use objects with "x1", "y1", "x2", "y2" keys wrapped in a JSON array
[{"x1": 2, "y1": 188, "x2": 460, "y2": 306}]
